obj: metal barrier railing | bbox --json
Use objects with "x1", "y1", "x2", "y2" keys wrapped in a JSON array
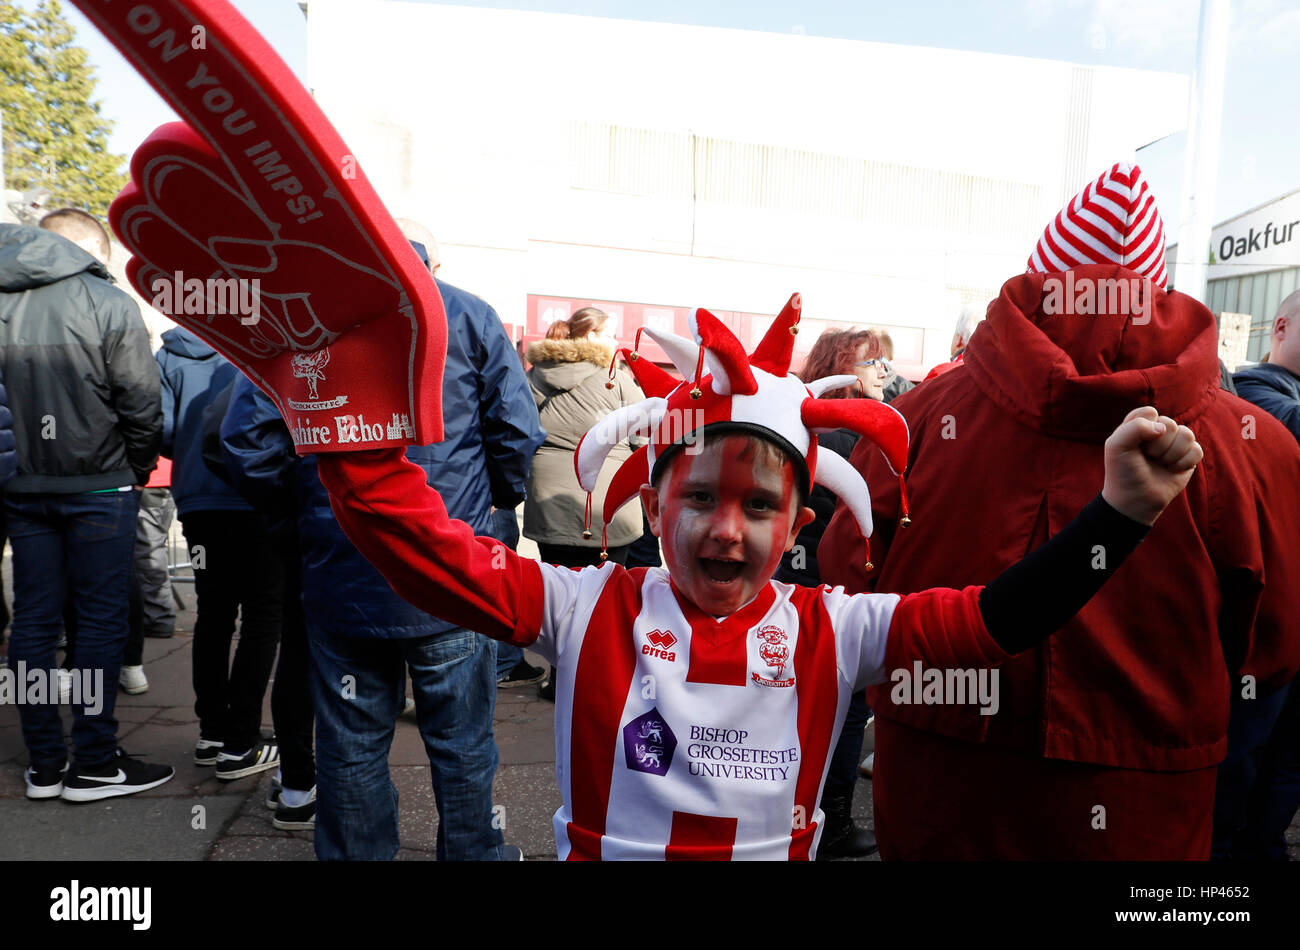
[
  {"x1": 166, "y1": 517, "x2": 193, "y2": 583},
  {"x1": 166, "y1": 517, "x2": 191, "y2": 610}
]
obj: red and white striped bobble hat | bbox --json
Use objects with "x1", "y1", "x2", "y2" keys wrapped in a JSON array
[{"x1": 1027, "y1": 162, "x2": 1168, "y2": 289}]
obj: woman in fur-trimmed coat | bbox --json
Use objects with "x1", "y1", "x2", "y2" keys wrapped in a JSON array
[{"x1": 523, "y1": 308, "x2": 644, "y2": 567}]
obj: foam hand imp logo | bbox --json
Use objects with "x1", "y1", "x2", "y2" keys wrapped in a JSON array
[
  {"x1": 291, "y1": 349, "x2": 330, "y2": 401},
  {"x1": 115, "y1": 136, "x2": 399, "y2": 364},
  {"x1": 72, "y1": 0, "x2": 447, "y2": 451},
  {"x1": 623, "y1": 708, "x2": 676, "y2": 777},
  {"x1": 108, "y1": 123, "x2": 443, "y2": 451}
]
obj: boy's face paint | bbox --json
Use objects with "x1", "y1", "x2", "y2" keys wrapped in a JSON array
[{"x1": 640, "y1": 435, "x2": 815, "y2": 616}]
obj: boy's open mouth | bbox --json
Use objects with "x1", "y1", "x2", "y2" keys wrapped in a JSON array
[{"x1": 699, "y1": 557, "x2": 745, "y2": 583}]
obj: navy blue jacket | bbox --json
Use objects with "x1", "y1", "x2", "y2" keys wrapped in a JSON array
[
  {"x1": 157, "y1": 327, "x2": 254, "y2": 516},
  {"x1": 221, "y1": 279, "x2": 544, "y2": 638},
  {"x1": 1233, "y1": 362, "x2": 1300, "y2": 444},
  {"x1": 0, "y1": 366, "x2": 16, "y2": 487}
]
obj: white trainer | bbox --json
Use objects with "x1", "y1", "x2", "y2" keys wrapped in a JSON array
[{"x1": 119, "y1": 665, "x2": 149, "y2": 695}]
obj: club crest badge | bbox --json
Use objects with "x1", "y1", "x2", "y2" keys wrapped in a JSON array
[
  {"x1": 752, "y1": 625, "x2": 794, "y2": 688},
  {"x1": 283, "y1": 346, "x2": 415, "y2": 447},
  {"x1": 288, "y1": 348, "x2": 348, "y2": 410}
]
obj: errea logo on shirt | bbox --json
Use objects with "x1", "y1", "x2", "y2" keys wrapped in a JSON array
[{"x1": 642, "y1": 628, "x2": 678, "y2": 662}]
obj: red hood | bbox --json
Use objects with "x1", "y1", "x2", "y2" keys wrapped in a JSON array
[{"x1": 964, "y1": 264, "x2": 1220, "y2": 442}]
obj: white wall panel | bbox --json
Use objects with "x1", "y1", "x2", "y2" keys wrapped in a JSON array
[{"x1": 304, "y1": 0, "x2": 1188, "y2": 370}]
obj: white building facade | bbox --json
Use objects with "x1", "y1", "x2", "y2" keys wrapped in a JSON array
[
  {"x1": 1169, "y1": 189, "x2": 1300, "y2": 368},
  {"x1": 304, "y1": 0, "x2": 1188, "y2": 377}
]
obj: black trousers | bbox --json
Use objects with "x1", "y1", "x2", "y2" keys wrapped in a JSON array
[
  {"x1": 182, "y1": 510, "x2": 283, "y2": 753},
  {"x1": 624, "y1": 511, "x2": 662, "y2": 569},
  {"x1": 536, "y1": 542, "x2": 630, "y2": 569},
  {"x1": 0, "y1": 499, "x2": 8, "y2": 635},
  {"x1": 271, "y1": 541, "x2": 315, "y2": 790}
]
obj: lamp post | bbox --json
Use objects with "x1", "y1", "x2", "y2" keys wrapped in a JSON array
[{"x1": 1173, "y1": 0, "x2": 1231, "y2": 304}]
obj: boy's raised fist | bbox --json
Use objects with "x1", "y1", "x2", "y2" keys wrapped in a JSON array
[{"x1": 1102, "y1": 406, "x2": 1203, "y2": 526}]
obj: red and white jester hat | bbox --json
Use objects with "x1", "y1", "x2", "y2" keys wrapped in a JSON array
[{"x1": 574, "y1": 294, "x2": 912, "y2": 571}]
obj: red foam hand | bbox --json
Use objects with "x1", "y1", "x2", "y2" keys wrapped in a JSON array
[{"x1": 73, "y1": 0, "x2": 445, "y2": 451}]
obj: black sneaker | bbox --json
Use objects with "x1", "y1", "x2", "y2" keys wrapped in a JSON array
[
  {"x1": 60, "y1": 749, "x2": 174, "y2": 802},
  {"x1": 215, "y1": 738, "x2": 280, "y2": 780},
  {"x1": 272, "y1": 786, "x2": 316, "y2": 831},
  {"x1": 25, "y1": 761, "x2": 68, "y2": 800},
  {"x1": 498, "y1": 659, "x2": 546, "y2": 688},
  {"x1": 537, "y1": 666, "x2": 557, "y2": 702},
  {"x1": 815, "y1": 789, "x2": 878, "y2": 860},
  {"x1": 194, "y1": 738, "x2": 224, "y2": 766},
  {"x1": 265, "y1": 774, "x2": 282, "y2": 810}
]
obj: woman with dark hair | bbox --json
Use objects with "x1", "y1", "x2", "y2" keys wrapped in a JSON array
[
  {"x1": 525, "y1": 307, "x2": 643, "y2": 699},
  {"x1": 777, "y1": 326, "x2": 885, "y2": 858}
]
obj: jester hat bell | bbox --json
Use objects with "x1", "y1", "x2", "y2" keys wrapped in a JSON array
[{"x1": 573, "y1": 293, "x2": 912, "y2": 571}]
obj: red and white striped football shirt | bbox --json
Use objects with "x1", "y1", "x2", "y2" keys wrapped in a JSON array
[{"x1": 317, "y1": 449, "x2": 1010, "y2": 860}]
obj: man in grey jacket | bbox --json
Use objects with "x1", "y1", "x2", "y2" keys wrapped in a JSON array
[{"x1": 0, "y1": 214, "x2": 174, "y2": 801}]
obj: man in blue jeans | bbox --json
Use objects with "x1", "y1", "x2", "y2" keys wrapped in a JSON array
[
  {"x1": 222, "y1": 233, "x2": 544, "y2": 858},
  {"x1": 0, "y1": 215, "x2": 174, "y2": 800},
  {"x1": 306, "y1": 616, "x2": 503, "y2": 859}
]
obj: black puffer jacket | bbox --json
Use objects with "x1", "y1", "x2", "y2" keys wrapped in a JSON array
[
  {"x1": 0, "y1": 365, "x2": 15, "y2": 486},
  {"x1": 0, "y1": 224, "x2": 161, "y2": 492}
]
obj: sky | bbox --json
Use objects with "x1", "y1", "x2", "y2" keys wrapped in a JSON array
[{"x1": 44, "y1": 0, "x2": 1300, "y2": 242}]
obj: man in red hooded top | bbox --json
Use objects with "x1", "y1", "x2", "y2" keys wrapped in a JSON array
[{"x1": 820, "y1": 163, "x2": 1300, "y2": 860}]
